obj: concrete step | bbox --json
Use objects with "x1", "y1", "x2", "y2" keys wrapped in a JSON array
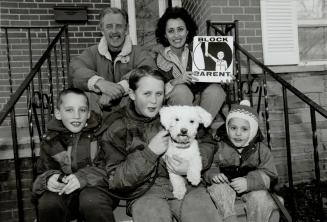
[
  {"x1": 113, "y1": 200, "x2": 248, "y2": 222},
  {"x1": 0, "y1": 125, "x2": 40, "y2": 160}
]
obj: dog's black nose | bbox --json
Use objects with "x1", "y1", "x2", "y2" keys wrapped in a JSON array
[{"x1": 180, "y1": 128, "x2": 188, "y2": 134}]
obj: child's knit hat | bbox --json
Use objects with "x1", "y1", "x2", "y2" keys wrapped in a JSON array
[{"x1": 226, "y1": 100, "x2": 259, "y2": 146}]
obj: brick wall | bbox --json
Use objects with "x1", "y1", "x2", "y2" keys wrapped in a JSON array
[
  {"x1": 0, "y1": 158, "x2": 35, "y2": 222},
  {"x1": 265, "y1": 71, "x2": 327, "y2": 183},
  {"x1": 183, "y1": 0, "x2": 263, "y2": 60}
]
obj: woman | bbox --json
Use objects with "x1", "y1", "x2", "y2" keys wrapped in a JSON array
[
  {"x1": 155, "y1": 7, "x2": 226, "y2": 120},
  {"x1": 101, "y1": 66, "x2": 222, "y2": 222}
]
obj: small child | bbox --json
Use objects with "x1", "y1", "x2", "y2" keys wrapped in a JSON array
[
  {"x1": 206, "y1": 100, "x2": 279, "y2": 222},
  {"x1": 32, "y1": 88, "x2": 117, "y2": 222}
]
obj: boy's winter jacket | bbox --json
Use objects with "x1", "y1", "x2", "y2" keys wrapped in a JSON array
[
  {"x1": 100, "y1": 101, "x2": 216, "y2": 201},
  {"x1": 32, "y1": 112, "x2": 107, "y2": 196}
]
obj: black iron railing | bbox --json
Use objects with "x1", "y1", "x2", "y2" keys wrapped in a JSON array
[
  {"x1": 0, "y1": 25, "x2": 70, "y2": 222},
  {"x1": 207, "y1": 20, "x2": 327, "y2": 222}
]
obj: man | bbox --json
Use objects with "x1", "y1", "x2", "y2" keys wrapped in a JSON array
[{"x1": 69, "y1": 7, "x2": 157, "y2": 116}]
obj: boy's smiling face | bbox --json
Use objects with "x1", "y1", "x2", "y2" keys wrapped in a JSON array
[
  {"x1": 55, "y1": 93, "x2": 90, "y2": 133},
  {"x1": 227, "y1": 117, "x2": 250, "y2": 147}
]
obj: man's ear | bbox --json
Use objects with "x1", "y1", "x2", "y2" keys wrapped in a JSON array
[
  {"x1": 129, "y1": 89, "x2": 135, "y2": 101},
  {"x1": 54, "y1": 109, "x2": 62, "y2": 120},
  {"x1": 87, "y1": 110, "x2": 91, "y2": 119}
]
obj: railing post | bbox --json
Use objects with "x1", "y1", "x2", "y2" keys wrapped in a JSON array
[
  {"x1": 206, "y1": 20, "x2": 211, "y2": 36},
  {"x1": 46, "y1": 28, "x2": 55, "y2": 118},
  {"x1": 282, "y1": 86, "x2": 296, "y2": 220},
  {"x1": 64, "y1": 25, "x2": 70, "y2": 87},
  {"x1": 5, "y1": 27, "x2": 25, "y2": 222},
  {"x1": 310, "y1": 107, "x2": 324, "y2": 221},
  {"x1": 262, "y1": 71, "x2": 271, "y2": 149},
  {"x1": 234, "y1": 20, "x2": 241, "y2": 102}
]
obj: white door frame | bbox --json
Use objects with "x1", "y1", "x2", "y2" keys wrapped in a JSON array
[{"x1": 110, "y1": 0, "x2": 182, "y2": 45}]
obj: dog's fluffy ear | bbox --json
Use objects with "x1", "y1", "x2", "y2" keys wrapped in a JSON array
[
  {"x1": 159, "y1": 106, "x2": 172, "y2": 130},
  {"x1": 195, "y1": 106, "x2": 213, "y2": 128}
]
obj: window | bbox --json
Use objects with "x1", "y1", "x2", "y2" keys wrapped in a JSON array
[{"x1": 296, "y1": 0, "x2": 327, "y2": 65}]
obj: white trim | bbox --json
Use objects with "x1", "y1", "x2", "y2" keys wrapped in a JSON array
[
  {"x1": 110, "y1": 0, "x2": 121, "y2": 8},
  {"x1": 127, "y1": 0, "x2": 137, "y2": 45},
  {"x1": 172, "y1": 0, "x2": 182, "y2": 7},
  {"x1": 158, "y1": 0, "x2": 167, "y2": 17},
  {"x1": 298, "y1": 20, "x2": 327, "y2": 26},
  {"x1": 260, "y1": 0, "x2": 299, "y2": 65}
]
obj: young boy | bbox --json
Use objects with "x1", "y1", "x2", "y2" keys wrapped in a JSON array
[
  {"x1": 32, "y1": 88, "x2": 117, "y2": 222},
  {"x1": 205, "y1": 100, "x2": 279, "y2": 222}
]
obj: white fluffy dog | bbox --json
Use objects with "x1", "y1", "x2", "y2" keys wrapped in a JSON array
[{"x1": 159, "y1": 105, "x2": 213, "y2": 200}]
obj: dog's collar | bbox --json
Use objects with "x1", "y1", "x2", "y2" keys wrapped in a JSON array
[{"x1": 170, "y1": 137, "x2": 191, "y2": 149}]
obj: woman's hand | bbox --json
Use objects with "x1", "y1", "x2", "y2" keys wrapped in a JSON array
[
  {"x1": 148, "y1": 130, "x2": 169, "y2": 155},
  {"x1": 166, "y1": 155, "x2": 189, "y2": 175},
  {"x1": 59, "y1": 174, "x2": 81, "y2": 195},
  {"x1": 171, "y1": 72, "x2": 199, "y2": 85},
  {"x1": 211, "y1": 173, "x2": 229, "y2": 184},
  {"x1": 230, "y1": 177, "x2": 247, "y2": 194},
  {"x1": 46, "y1": 174, "x2": 66, "y2": 193}
]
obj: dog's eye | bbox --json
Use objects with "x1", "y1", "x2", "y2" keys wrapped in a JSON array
[
  {"x1": 175, "y1": 118, "x2": 179, "y2": 121},
  {"x1": 190, "y1": 120, "x2": 194, "y2": 123}
]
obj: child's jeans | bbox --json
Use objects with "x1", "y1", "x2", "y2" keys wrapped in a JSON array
[
  {"x1": 167, "y1": 83, "x2": 226, "y2": 119},
  {"x1": 208, "y1": 183, "x2": 280, "y2": 222},
  {"x1": 37, "y1": 187, "x2": 117, "y2": 222},
  {"x1": 132, "y1": 186, "x2": 223, "y2": 222}
]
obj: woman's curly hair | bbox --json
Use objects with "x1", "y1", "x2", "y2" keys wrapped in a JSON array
[{"x1": 155, "y1": 7, "x2": 198, "y2": 47}]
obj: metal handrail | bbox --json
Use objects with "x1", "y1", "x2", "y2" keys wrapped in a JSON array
[
  {"x1": 0, "y1": 25, "x2": 68, "y2": 124},
  {"x1": 0, "y1": 25, "x2": 69, "y2": 222},
  {"x1": 235, "y1": 42, "x2": 327, "y2": 118}
]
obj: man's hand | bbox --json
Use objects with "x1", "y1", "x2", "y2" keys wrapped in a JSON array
[
  {"x1": 47, "y1": 174, "x2": 66, "y2": 193},
  {"x1": 59, "y1": 174, "x2": 81, "y2": 195},
  {"x1": 230, "y1": 177, "x2": 247, "y2": 194},
  {"x1": 166, "y1": 155, "x2": 189, "y2": 175},
  {"x1": 95, "y1": 79, "x2": 124, "y2": 103},
  {"x1": 211, "y1": 173, "x2": 229, "y2": 184},
  {"x1": 148, "y1": 130, "x2": 169, "y2": 155},
  {"x1": 99, "y1": 94, "x2": 113, "y2": 106}
]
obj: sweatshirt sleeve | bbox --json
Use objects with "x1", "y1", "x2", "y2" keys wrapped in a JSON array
[
  {"x1": 69, "y1": 46, "x2": 99, "y2": 90},
  {"x1": 101, "y1": 119, "x2": 160, "y2": 191},
  {"x1": 32, "y1": 141, "x2": 62, "y2": 196},
  {"x1": 246, "y1": 143, "x2": 278, "y2": 191}
]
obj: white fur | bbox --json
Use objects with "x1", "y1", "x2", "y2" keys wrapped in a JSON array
[{"x1": 159, "y1": 105, "x2": 213, "y2": 200}]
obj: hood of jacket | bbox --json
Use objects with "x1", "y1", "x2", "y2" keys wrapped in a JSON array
[{"x1": 215, "y1": 124, "x2": 264, "y2": 161}]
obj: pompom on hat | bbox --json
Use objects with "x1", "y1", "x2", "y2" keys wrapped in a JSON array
[{"x1": 226, "y1": 100, "x2": 259, "y2": 146}]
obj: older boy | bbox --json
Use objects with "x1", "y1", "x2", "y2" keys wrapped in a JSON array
[{"x1": 32, "y1": 88, "x2": 117, "y2": 222}]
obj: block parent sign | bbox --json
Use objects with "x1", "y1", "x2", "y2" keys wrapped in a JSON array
[{"x1": 192, "y1": 36, "x2": 234, "y2": 83}]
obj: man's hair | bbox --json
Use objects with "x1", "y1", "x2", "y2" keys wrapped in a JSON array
[
  {"x1": 99, "y1": 7, "x2": 129, "y2": 29},
  {"x1": 155, "y1": 7, "x2": 197, "y2": 47},
  {"x1": 129, "y1": 66, "x2": 165, "y2": 91},
  {"x1": 56, "y1": 88, "x2": 89, "y2": 109}
]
